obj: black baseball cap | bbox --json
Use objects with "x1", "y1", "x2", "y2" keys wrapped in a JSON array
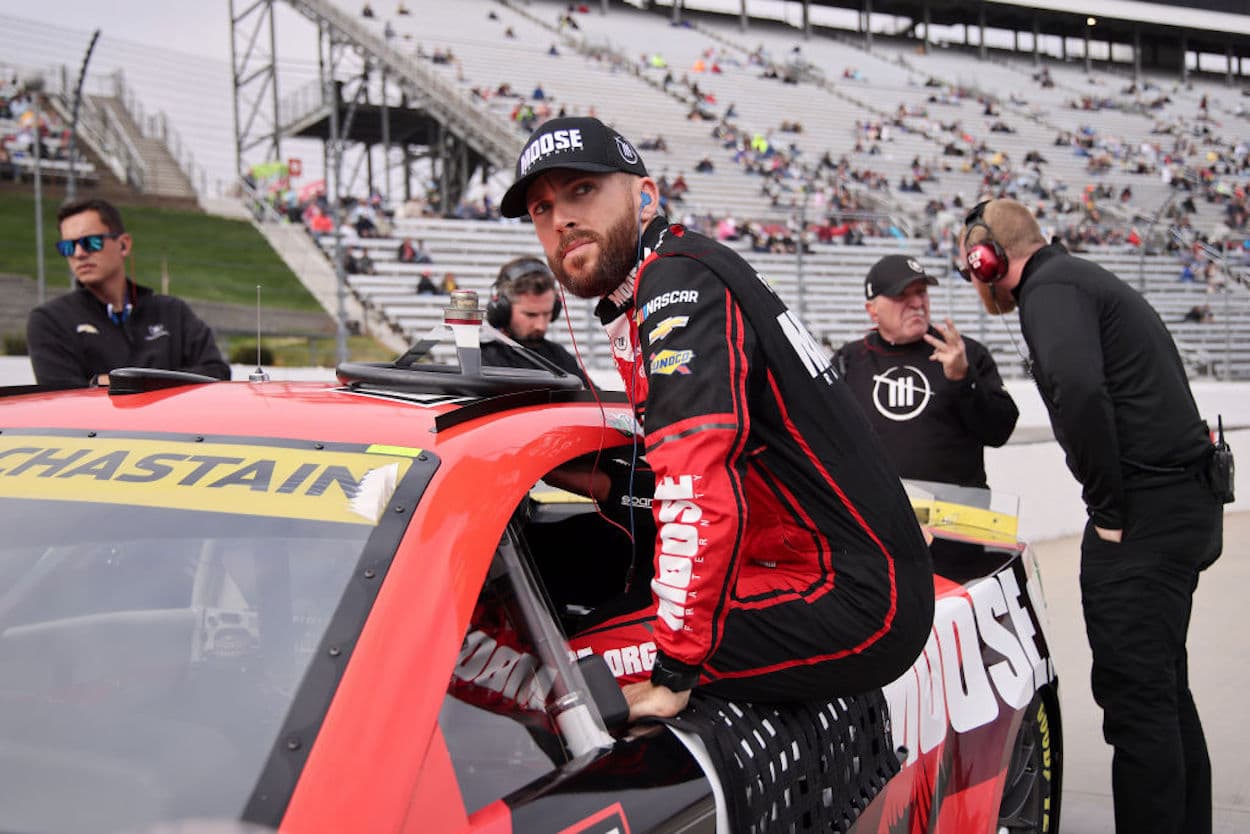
[
  {"x1": 864, "y1": 254, "x2": 939, "y2": 300},
  {"x1": 500, "y1": 117, "x2": 648, "y2": 218}
]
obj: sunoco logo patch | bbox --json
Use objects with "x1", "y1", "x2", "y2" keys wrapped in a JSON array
[{"x1": 650, "y1": 349, "x2": 694, "y2": 376}]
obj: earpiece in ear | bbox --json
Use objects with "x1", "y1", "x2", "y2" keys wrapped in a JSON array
[{"x1": 640, "y1": 192, "x2": 652, "y2": 208}]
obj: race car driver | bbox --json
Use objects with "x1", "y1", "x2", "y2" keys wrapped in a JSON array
[{"x1": 500, "y1": 117, "x2": 935, "y2": 721}]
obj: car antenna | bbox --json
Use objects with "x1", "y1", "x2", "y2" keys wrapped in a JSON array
[{"x1": 249, "y1": 284, "x2": 270, "y2": 383}]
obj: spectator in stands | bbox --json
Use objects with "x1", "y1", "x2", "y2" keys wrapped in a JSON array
[
  {"x1": 346, "y1": 247, "x2": 375, "y2": 276},
  {"x1": 499, "y1": 116, "x2": 933, "y2": 722},
  {"x1": 397, "y1": 237, "x2": 420, "y2": 263},
  {"x1": 361, "y1": 2, "x2": 374, "y2": 18},
  {"x1": 532, "y1": 83, "x2": 546, "y2": 101},
  {"x1": 27, "y1": 198, "x2": 230, "y2": 389},
  {"x1": 1182, "y1": 304, "x2": 1214, "y2": 323},
  {"x1": 480, "y1": 256, "x2": 587, "y2": 384},
  {"x1": 833, "y1": 255, "x2": 1018, "y2": 488},
  {"x1": 695, "y1": 155, "x2": 715, "y2": 173},
  {"x1": 396, "y1": 2, "x2": 410, "y2": 15},
  {"x1": 351, "y1": 203, "x2": 378, "y2": 238},
  {"x1": 440, "y1": 272, "x2": 459, "y2": 294},
  {"x1": 416, "y1": 270, "x2": 437, "y2": 295}
]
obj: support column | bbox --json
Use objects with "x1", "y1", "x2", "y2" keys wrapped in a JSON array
[
  {"x1": 380, "y1": 70, "x2": 391, "y2": 206},
  {"x1": 267, "y1": 1, "x2": 281, "y2": 167},
  {"x1": 1228, "y1": 45, "x2": 1234, "y2": 86},
  {"x1": 1061, "y1": 33, "x2": 1067, "y2": 62},
  {"x1": 802, "y1": 0, "x2": 810, "y2": 39},
  {"x1": 672, "y1": 0, "x2": 681, "y2": 25},
  {"x1": 1033, "y1": 15, "x2": 1040, "y2": 66},
  {"x1": 1133, "y1": 26, "x2": 1141, "y2": 82},
  {"x1": 865, "y1": 0, "x2": 872, "y2": 52},
  {"x1": 922, "y1": 3, "x2": 930, "y2": 55},
  {"x1": 1013, "y1": 29, "x2": 1019, "y2": 54},
  {"x1": 1180, "y1": 34, "x2": 1188, "y2": 84},
  {"x1": 740, "y1": 0, "x2": 747, "y2": 32},
  {"x1": 978, "y1": 3, "x2": 986, "y2": 61},
  {"x1": 1084, "y1": 22, "x2": 1091, "y2": 75}
]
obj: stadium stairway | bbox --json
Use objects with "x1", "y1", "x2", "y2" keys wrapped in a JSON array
[
  {"x1": 255, "y1": 222, "x2": 409, "y2": 354},
  {"x1": 88, "y1": 97, "x2": 197, "y2": 201}
]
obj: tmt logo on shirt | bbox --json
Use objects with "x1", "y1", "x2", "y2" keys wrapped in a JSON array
[{"x1": 871, "y1": 365, "x2": 934, "y2": 421}]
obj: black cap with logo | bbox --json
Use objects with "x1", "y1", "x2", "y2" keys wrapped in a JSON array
[
  {"x1": 500, "y1": 117, "x2": 648, "y2": 218},
  {"x1": 864, "y1": 254, "x2": 939, "y2": 300}
]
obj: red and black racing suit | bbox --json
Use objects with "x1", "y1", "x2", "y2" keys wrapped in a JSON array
[{"x1": 570, "y1": 219, "x2": 934, "y2": 701}]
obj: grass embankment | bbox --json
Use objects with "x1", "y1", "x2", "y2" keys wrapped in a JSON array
[{"x1": 0, "y1": 195, "x2": 393, "y2": 364}]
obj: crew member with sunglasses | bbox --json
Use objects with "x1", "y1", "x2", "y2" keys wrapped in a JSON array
[
  {"x1": 27, "y1": 199, "x2": 230, "y2": 388},
  {"x1": 957, "y1": 198, "x2": 1226, "y2": 834}
]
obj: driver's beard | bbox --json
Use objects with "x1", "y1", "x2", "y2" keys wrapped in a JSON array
[
  {"x1": 549, "y1": 210, "x2": 641, "y2": 300},
  {"x1": 977, "y1": 278, "x2": 1017, "y2": 316}
]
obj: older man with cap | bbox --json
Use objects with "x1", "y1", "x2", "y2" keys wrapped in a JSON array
[
  {"x1": 833, "y1": 254, "x2": 1018, "y2": 489},
  {"x1": 500, "y1": 116, "x2": 934, "y2": 722}
]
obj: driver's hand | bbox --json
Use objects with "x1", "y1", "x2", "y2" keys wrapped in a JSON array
[{"x1": 623, "y1": 680, "x2": 691, "y2": 720}]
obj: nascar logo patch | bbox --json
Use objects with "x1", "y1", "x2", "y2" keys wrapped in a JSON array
[{"x1": 650, "y1": 349, "x2": 694, "y2": 375}]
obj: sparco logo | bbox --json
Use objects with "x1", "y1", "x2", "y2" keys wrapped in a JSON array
[
  {"x1": 871, "y1": 365, "x2": 933, "y2": 421},
  {"x1": 518, "y1": 128, "x2": 584, "y2": 175},
  {"x1": 652, "y1": 474, "x2": 705, "y2": 633}
]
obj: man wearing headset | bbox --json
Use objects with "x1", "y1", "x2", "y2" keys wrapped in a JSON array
[
  {"x1": 27, "y1": 198, "x2": 230, "y2": 389},
  {"x1": 833, "y1": 254, "x2": 1018, "y2": 489},
  {"x1": 481, "y1": 255, "x2": 588, "y2": 385},
  {"x1": 501, "y1": 116, "x2": 934, "y2": 722},
  {"x1": 958, "y1": 198, "x2": 1225, "y2": 834}
]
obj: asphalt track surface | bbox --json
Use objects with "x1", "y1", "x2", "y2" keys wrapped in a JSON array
[{"x1": 1033, "y1": 510, "x2": 1250, "y2": 834}]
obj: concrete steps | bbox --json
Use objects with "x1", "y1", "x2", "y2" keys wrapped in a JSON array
[
  {"x1": 253, "y1": 221, "x2": 409, "y2": 354},
  {"x1": 91, "y1": 96, "x2": 197, "y2": 201}
]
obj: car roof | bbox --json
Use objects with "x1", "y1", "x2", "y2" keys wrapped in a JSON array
[{"x1": 0, "y1": 380, "x2": 627, "y2": 452}]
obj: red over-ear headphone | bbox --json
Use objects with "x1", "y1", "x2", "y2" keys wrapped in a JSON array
[{"x1": 961, "y1": 201, "x2": 1009, "y2": 283}]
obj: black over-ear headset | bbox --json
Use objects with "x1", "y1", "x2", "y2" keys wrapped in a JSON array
[
  {"x1": 961, "y1": 200, "x2": 1009, "y2": 283},
  {"x1": 486, "y1": 257, "x2": 561, "y2": 330}
]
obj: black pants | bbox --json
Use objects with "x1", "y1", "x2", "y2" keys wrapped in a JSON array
[{"x1": 1079, "y1": 475, "x2": 1223, "y2": 834}]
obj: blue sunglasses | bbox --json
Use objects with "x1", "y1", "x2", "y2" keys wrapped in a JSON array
[{"x1": 56, "y1": 233, "x2": 121, "y2": 257}]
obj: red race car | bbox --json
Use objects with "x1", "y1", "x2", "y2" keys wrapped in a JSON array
[{"x1": 0, "y1": 302, "x2": 1061, "y2": 834}]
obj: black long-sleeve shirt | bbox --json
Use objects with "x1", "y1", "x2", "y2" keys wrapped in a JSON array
[
  {"x1": 834, "y1": 328, "x2": 1018, "y2": 488},
  {"x1": 480, "y1": 336, "x2": 589, "y2": 386},
  {"x1": 1014, "y1": 243, "x2": 1210, "y2": 528},
  {"x1": 27, "y1": 281, "x2": 231, "y2": 389}
]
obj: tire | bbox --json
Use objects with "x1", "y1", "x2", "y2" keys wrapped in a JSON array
[{"x1": 997, "y1": 689, "x2": 1063, "y2": 833}]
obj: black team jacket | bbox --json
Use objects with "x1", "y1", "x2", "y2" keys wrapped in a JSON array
[{"x1": 27, "y1": 280, "x2": 231, "y2": 389}]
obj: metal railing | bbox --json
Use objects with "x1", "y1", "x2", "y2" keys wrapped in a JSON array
[
  {"x1": 109, "y1": 70, "x2": 206, "y2": 196},
  {"x1": 284, "y1": 0, "x2": 522, "y2": 170},
  {"x1": 41, "y1": 69, "x2": 148, "y2": 191}
]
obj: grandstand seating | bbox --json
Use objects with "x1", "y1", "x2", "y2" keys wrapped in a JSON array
[{"x1": 307, "y1": 0, "x2": 1250, "y2": 378}]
